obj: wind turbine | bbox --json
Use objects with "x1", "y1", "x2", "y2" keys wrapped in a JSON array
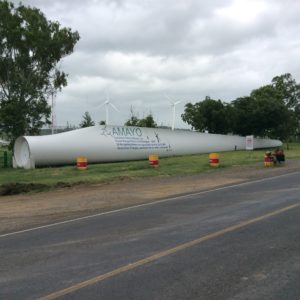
[
  {"x1": 165, "y1": 95, "x2": 181, "y2": 131},
  {"x1": 98, "y1": 94, "x2": 119, "y2": 125}
]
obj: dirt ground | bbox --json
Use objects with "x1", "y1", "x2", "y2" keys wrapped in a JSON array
[{"x1": 1, "y1": 159, "x2": 300, "y2": 235}]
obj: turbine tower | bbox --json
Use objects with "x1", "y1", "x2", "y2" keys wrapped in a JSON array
[{"x1": 165, "y1": 95, "x2": 181, "y2": 131}]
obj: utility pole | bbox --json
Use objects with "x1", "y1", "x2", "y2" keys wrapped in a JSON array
[{"x1": 51, "y1": 92, "x2": 56, "y2": 135}]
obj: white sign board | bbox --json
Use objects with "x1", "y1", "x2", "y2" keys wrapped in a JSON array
[{"x1": 246, "y1": 135, "x2": 254, "y2": 150}]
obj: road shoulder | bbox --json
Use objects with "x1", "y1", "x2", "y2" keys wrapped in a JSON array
[{"x1": 1, "y1": 159, "x2": 300, "y2": 234}]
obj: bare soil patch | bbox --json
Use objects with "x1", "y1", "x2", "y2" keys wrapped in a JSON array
[{"x1": 1, "y1": 159, "x2": 300, "y2": 235}]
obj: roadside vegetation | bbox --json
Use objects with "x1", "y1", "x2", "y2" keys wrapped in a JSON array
[
  {"x1": 1, "y1": 143, "x2": 299, "y2": 195},
  {"x1": 182, "y1": 74, "x2": 300, "y2": 145}
]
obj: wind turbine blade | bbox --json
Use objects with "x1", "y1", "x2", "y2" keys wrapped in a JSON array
[
  {"x1": 97, "y1": 101, "x2": 107, "y2": 109},
  {"x1": 105, "y1": 90, "x2": 110, "y2": 102},
  {"x1": 174, "y1": 101, "x2": 181, "y2": 105},
  {"x1": 164, "y1": 94, "x2": 173, "y2": 102},
  {"x1": 110, "y1": 102, "x2": 120, "y2": 112}
]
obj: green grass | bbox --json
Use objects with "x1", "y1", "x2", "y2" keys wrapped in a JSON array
[{"x1": 0, "y1": 143, "x2": 299, "y2": 190}]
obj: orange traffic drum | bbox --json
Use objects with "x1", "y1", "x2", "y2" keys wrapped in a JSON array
[
  {"x1": 209, "y1": 153, "x2": 219, "y2": 167},
  {"x1": 149, "y1": 154, "x2": 159, "y2": 167},
  {"x1": 77, "y1": 156, "x2": 88, "y2": 170}
]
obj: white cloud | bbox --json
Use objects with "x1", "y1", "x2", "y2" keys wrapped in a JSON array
[{"x1": 10, "y1": 0, "x2": 300, "y2": 128}]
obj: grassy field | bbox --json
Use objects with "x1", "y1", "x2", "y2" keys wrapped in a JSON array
[{"x1": 0, "y1": 144, "x2": 299, "y2": 193}]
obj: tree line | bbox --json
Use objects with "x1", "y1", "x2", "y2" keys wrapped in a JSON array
[
  {"x1": 181, "y1": 73, "x2": 300, "y2": 143},
  {"x1": 79, "y1": 108, "x2": 157, "y2": 129}
]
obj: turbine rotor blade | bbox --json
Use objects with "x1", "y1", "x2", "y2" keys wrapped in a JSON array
[
  {"x1": 164, "y1": 94, "x2": 173, "y2": 102},
  {"x1": 110, "y1": 102, "x2": 120, "y2": 112},
  {"x1": 105, "y1": 90, "x2": 110, "y2": 102},
  {"x1": 97, "y1": 101, "x2": 107, "y2": 109},
  {"x1": 164, "y1": 94, "x2": 180, "y2": 106}
]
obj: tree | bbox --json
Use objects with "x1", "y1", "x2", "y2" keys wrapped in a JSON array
[
  {"x1": 125, "y1": 107, "x2": 157, "y2": 128},
  {"x1": 271, "y1": 73, "x2": 300, "y2": 145},
  {"x1": 125, "y1": 115, "x2": 139, "y2": 126},
  {"x1": 137, "y1": 114, "x2": 157, "y2": 128},
  {"x1": 272, "y1": 73, "x2": 300, "y2": 109},
  {"x1": 124, "y1": 106, "x2": 140, "y2": 126},
  {"x1": 0, "y1": 0, "x2": 80, "y2": 147},
  {"x1": 181, "y1": 96, "x2": 231, "y2": 133},
  {"x1": 229, "y1": 96, "x2": 256, "y2": 136},
  {"x1": 250, "y1": 85, "x2": 291, "y2": 138},
  {"x1": 230, "y1": 82, "x2": 297, "y2": 143},
  {"x1": 79, "y1": 112, "x2": 95, "y2": 128}
]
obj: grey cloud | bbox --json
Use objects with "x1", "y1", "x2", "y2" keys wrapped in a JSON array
[
  {"x1": 15, "y1": 0, "x2": 293, "y2": 57},
  {"x1": 75, "y1": 0, "x2": 232, "y2": 56},
  {"x1": 8, "y1": 0, "x2": 300, "y2": 127}
]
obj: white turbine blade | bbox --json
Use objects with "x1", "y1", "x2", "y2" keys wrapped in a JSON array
[
  {"x1": 97, "y1": 101, "x2": 107, "y2": 109},
  {"x1": 109, "y1": 102, "x2": 120, "y2": 112},
  {"x1": 164, "y1": 94, "x2": 173, "y2": 102},
  {"x1": 105, "y1": 89, "x2": 110, "y2": 102},
  {"x1": 164, "y1": 94, "x2": 180, "y2": 106}
]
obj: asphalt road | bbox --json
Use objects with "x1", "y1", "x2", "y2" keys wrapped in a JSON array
[{"x1": 1, "y1": 171, "x2": 300, "y2": 300}]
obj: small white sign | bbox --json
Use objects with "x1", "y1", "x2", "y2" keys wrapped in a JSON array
[{"x1": 246, "y1": 135, "x2": 254, "y2": 150}]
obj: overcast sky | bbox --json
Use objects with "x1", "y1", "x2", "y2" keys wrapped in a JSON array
[{"x1": 13, "y1": 0, "x2": 300, "y2": 128}]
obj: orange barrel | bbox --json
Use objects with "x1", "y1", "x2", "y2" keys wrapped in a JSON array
[
  {"x1": 149, "y1": 154, "x2": 159, "y2": 167},
  {"x1": 77, "y1": 156, "x2": 88, "y2": 170},
  {"x1": 209, "y1": 153, "x2": 220, "y2": 167},
  {"x1": 264, "y1": 155, "x2": 274, "y2": 167}
]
